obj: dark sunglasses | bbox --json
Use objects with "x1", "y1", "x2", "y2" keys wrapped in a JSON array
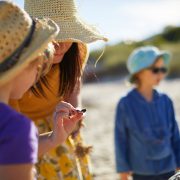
[{"x1": 149, "y1": 67, "x2": 168, "y2": 74}]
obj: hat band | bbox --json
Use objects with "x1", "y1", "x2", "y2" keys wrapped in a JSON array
[{"x1": 0, "y1": 19, "x2": 36, "y2": 73}]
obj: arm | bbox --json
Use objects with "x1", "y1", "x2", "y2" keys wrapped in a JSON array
[
  {"x1": 38, "y1": 131, "x2": 55, "y2": 156},
  {"x1": 38, "y1": 101, "x2": 83, "y2": 156},
  {"x1": 114, "y1": 100, "x2": 131, "y2": 179},
  {"x1": 0, "y1": 164, "x2": 34, "y2": 180}
]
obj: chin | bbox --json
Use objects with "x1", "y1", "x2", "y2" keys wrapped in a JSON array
[
  {"x1": 10, "y1": 93, "x2": 24, "y2": 100},
  {"x1": 53, "y1": 56, "x2": 64, "y2": 64}
]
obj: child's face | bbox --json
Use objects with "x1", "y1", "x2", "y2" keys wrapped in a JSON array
[
  {"x1": 136, "y1": 58, "x2": 167, "y2": 87},
  {"x1": 10, "y1": 59, "x2": 43, "y2": 99}
]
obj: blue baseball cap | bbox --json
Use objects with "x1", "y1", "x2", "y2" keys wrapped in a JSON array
[{"x1": 127, "y1": 46, "x2": 171, "y2": 82}]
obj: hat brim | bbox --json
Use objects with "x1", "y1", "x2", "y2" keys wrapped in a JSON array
[
  {"x1": 0, "y1": 18, "x2": 59, "y2": 86},
  {"x1": 157, "y1": 51, "x2": 171, "y2": 65},
  {"x1": 54, "y1": 16, "x2": 108, "y2": 43}
]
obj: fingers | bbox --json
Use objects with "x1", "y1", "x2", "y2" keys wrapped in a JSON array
[
  {"x1": 55, "y1": 109, "x2": 83, "y2": 122},
  {"x1": 55, "y1": 101, "x2": 87, "y2": 118},
  {"x1": 70, "y1": 112, "x2": 83, "y2": 122},
  {"x1": 54, "y1": 101, "x2": 87, "y2": 133},
  {"x1": 55, "y1": 102, "x2": 76, "y2": 119},
  {"x1": 55, "y1": 101, "x2": 76, "y2": 114},
  {"x1": 52, "y1": 102, "x2": 86, "y2": 141},
  {"x1": 56, "y1": 101, "x2": 74, "y2": 110},
  {"x1": 55, "y1": 111, "x2": 69, "y2": 120}
]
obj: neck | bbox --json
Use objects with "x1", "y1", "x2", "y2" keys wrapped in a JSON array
[
  {"x1": 0, "y1": 83, "x2": 12, "y2": 104},
  {"x1": 136, "y1": 84, "x2": 153, "y2": 102}
]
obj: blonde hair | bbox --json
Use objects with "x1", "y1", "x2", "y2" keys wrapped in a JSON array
[{"x1": 32, "y1": 42, "x2": 55, "y2": 81}]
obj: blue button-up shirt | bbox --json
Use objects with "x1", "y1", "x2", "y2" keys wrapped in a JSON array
[{"x1": 114, "y1": 89, "x2": 180, "y2": 175}]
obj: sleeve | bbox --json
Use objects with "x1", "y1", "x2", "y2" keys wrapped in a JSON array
[
  {"x1": 169, "y1": 99, "x2": 180, "y2": 167},
  {"x1": 0, "y1": 114, "x2": 38, "y2": 165},
  {"x1": 114, "y1": 99, "x2": 131, "y2": 173}
]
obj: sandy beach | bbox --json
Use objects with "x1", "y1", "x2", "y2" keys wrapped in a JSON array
[{"x1": 81, "y1": 78, "x2": 180, "y2": 180}]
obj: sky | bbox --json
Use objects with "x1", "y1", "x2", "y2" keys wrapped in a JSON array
[{"x1": 13, "y1": 0, "x2": 180, "y2": 50}]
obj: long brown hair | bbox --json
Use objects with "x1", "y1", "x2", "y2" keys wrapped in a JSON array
[{"x1": 31, "y1": 42, "x2": 83, "y2": 98}]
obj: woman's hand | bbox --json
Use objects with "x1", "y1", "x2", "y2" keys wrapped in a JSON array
[
  {"x1": 38, "y1": 101, "x2": 84, "y2": 156},
  {"x1": 51, "y1": 101, "x2": 84, "y2": 146}
]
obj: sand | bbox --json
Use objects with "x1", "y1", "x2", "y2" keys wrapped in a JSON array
[{"x1": 81, "y1": 79, "x2": 180, "y2": 180}]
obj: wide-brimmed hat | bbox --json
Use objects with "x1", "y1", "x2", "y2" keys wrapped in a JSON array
[
  {"x1": 127, "y1": 46, "x2": 171, "y2": 82},
  {"x1": 0, "y1": 1, "x2": 59, "y2": 86},
  {"x1": 24, "y1": 0, "x2": 108, "y2": 43}
]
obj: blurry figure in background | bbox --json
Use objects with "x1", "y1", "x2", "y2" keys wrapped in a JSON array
[
  {"x1": 9, "y1": 0, "x2": 108, "y2": 179},
  {"x1": 114, "y1": 46, "x2": 180, "y2": 180}
]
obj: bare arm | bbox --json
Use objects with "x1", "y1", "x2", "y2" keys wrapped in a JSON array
[
  {"x1": 0, "y1": 164, "x2": 34, "y2": 180},
  {"x1": 38, "y1": 131, "x2": 56, "y2": 156}
]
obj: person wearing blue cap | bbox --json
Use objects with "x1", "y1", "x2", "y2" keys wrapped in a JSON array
[{"x1": 114, "y1": 46, "x2": 180, "y2": 180}]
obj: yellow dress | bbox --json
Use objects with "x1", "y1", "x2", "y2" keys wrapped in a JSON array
[{"x1": 9, "y1": 44, "x2": 93, "y2": 180}]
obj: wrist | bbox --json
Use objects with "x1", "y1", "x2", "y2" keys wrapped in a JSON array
[
  {"x1": 50, "y1": 130, "x2": 66, "y2": 147},
  {"x1": 49, "y1": 132, "x2": 60, "y2": 148}
]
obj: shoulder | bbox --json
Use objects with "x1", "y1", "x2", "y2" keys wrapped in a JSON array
[
  {"x1": 0, "y1": 103, "x2": 36, "y2": 133},
  {"x1": 155, "y1": 90, "x2": 173, "y2": 104},
  {"x1": 0, "y1": 103, "x2": 38, "y2": 164},
  {"x1": 118, "y1": 89, "x2": 135, "y2": 104},
  {"x1": 116, "y1": 89, "x2": 134, "y2": 110}
]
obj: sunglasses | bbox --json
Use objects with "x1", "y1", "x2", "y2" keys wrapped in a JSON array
[{"x1": 149, "y1": 67, "x2": 168, "y2": 74}]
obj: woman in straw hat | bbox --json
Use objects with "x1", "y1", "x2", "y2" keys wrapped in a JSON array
[
  {"x1": 115, "y1": 46, "x2": 180, "y2": 180},
  {"x1": 9, "y1": 0, "x2": 108, "y2": 179},
  {"x1": 0, "y1": 1, "x2": 85, "y2": 180}
]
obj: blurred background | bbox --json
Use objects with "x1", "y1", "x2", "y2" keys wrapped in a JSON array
[
  {"x1": 14, "y1": 0, "x2": 180, "y2": 80},
  {"x1": 14, "y1": 0, "x2": 180, "y2": 179}
]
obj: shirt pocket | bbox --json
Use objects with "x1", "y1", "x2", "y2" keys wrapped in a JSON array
[{"x1": 143, "y1": 126, "x2": 172, "y2": 160}]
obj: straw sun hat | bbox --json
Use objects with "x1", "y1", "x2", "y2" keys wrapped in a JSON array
[
  {"x1": 0, "y1": 1, "x2": 59, "y2": 86},
  {"x1": 24, "y1": 0, "x2": 108, "y2": 44}
]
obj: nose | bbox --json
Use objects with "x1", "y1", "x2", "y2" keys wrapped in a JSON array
[
  {"x1": 59, "y1": 43, "x2": 71, "y2": 50},
  {"x1": 59, "y1": 43, "x2": 67, "y2": 51},
  {"x1": 56, "y1": 43, "x2": 68, "y2": 53}
]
